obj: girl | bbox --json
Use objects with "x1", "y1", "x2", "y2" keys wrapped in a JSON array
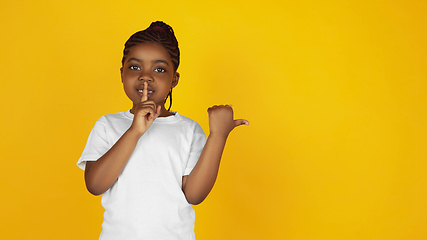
[{"x1": 77, "y1": 21, "x2": 249, "y2": 239}]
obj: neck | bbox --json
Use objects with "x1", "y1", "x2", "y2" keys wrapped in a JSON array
[{"x1": 159, "y1": 105, "x2": 173, "y2": 117}]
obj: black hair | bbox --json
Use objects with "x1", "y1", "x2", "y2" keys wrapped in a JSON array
[{"x1": 122, "y1": 21, "x2": 179, "y2": 111}]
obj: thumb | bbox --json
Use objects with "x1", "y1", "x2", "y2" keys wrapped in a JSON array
[
  {"x1": 234, "y1": 119, "x2": 249, "y2": 127},
  {"x1": 156, "y1": 105, "x2": 161, "y2": 116}
]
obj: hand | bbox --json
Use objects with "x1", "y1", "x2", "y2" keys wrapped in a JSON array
[
  {"x1": 130, "y1": 82, "x2": 161, "y2": 135},
  {"x1": 207, "y1": 105, "x2": 249, "y2": 138}
]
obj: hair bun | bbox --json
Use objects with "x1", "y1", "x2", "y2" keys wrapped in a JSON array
[{"x1": 152, "y1": 26, "x2": 165, "y2": 32}]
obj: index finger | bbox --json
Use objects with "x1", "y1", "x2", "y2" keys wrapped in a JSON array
[{"x1": 141, "y1": 81, "x2": 148, "y2": 102}]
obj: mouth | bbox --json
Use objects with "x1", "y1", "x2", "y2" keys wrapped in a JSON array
[{"x1": 138, "y1": 89, "x2": 154, "y2": 94}]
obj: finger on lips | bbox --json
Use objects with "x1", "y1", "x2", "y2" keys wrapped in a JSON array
[{"x1": 141, "y1": 81, "x2": 148, "y2": 102}]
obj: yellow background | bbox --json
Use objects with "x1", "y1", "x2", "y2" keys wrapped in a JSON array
[{"x1": 1, "y1": 0, "x2": 426, "y2": 239}]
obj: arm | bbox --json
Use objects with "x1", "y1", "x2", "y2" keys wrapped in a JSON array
[
  {"x1": 85, "y1": 129, "x2": 142, "y2": 195},
  {"x1": 182, "y1": 105, "x2": 248, "y2": 205},
  {"x1": 85, "y1": 82, "x2": 161, "y2": 195}
]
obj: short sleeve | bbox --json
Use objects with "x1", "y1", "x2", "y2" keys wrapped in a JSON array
[
  {"x1": 76, "y1": 118, "x2": 110, "y2": 170},
  {"x1": 184, "y1": 123, "x2": 207, "y2": 175}
]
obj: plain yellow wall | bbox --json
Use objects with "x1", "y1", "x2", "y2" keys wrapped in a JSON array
[{"x1": 1, "y1": 0, "x2": 426, "y2": 239}]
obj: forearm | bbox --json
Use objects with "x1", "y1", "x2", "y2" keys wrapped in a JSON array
[
  {"x1": 183, "y1": 133, "x2": 228, "y2": 205},
  {"x1": 85, "y1": 128, "x2": 141, "y2": 195}
]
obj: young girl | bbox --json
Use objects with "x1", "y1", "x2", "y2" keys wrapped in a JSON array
[{"x1": 77, "y1": 21, "x2": 248, "y2": 239}]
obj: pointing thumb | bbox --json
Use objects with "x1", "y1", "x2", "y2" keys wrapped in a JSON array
[{"x1": 234, "y1": 119, "x2": 249, "y2": 127}]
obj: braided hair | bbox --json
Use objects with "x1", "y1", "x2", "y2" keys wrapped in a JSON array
[{"x1": 122, "y1": 21, "x2": 180, "y2": 111}]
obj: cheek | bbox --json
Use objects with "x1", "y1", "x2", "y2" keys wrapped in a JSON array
[
  {"x1": 122, "y1": 79, "x2": 135, "y2": 91},
  {"x1": 122, "y1": 73, "x2": 139, "y2": 85}
]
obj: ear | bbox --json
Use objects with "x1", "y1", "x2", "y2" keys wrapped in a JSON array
[
  {"x1": 120, "y1": 67, "x2": 124, "y2": 83},
  {"x1": 171, "y1": 72, "x2": 180, "y2": 88}
]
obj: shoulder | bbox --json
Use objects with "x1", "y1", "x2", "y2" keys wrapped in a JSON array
[
  {"x1": 175, "y1": 113, "x2": 196, "y2": 124},
  {"x1": 173, "y1": 113, "x2": 201, "y2": 127},
  {"x1": 103, "y1": 111, "x2": 130, "y2": 120},
  {"x1": 96, "y1": 111, "x2": 131, "y2": 123},
  {"x1": 174, "y1": 113, "x2": 205, "y2": 136},
  {"x1": 88, "y1": 111, "x2": 132, "y2": 134}
]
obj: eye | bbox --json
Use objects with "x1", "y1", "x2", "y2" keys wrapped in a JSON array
[
  {"x1": 130, "y1": 65, "x2": 141, "y2": 71},
  {"x1": 154, "y1": 68, "x2": 165, "y2": 73}
]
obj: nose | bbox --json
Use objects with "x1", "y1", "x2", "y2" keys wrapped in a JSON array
[
  {"x1": 139, "y1": 77, "x2": 153, "y2": 82},
  {"x1": 139, "y1": 72, "x2": 153, "y2": 82}
]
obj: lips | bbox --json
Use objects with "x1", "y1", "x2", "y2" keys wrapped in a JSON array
[
  {"x1": 136, "y1": 85, "x2": 154, "y2": 97},
  {"x1": 138, "y1": 89, "x2": 153, "y2": 93}
]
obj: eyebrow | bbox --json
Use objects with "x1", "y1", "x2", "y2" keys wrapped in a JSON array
[{"x1": 128, "y1": 58, "x2": 169, "y2": 66}]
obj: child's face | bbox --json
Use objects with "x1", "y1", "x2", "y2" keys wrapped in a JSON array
[{"x1": 121, "y1": 42, "x2": 179, "y2": 114}]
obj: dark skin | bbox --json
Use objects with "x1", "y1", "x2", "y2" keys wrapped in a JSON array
[{"x1": 84, "y1": 42, "x2": 249, "y2": 204}]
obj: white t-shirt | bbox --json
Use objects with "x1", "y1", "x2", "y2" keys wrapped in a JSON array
[{"x1": 77, "y1": 111, "x2": 206, "y2": 240}]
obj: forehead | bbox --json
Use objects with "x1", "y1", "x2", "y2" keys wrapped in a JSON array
[{"x1": 125, "y1": 42, "x2": 172, "y2": 62}]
